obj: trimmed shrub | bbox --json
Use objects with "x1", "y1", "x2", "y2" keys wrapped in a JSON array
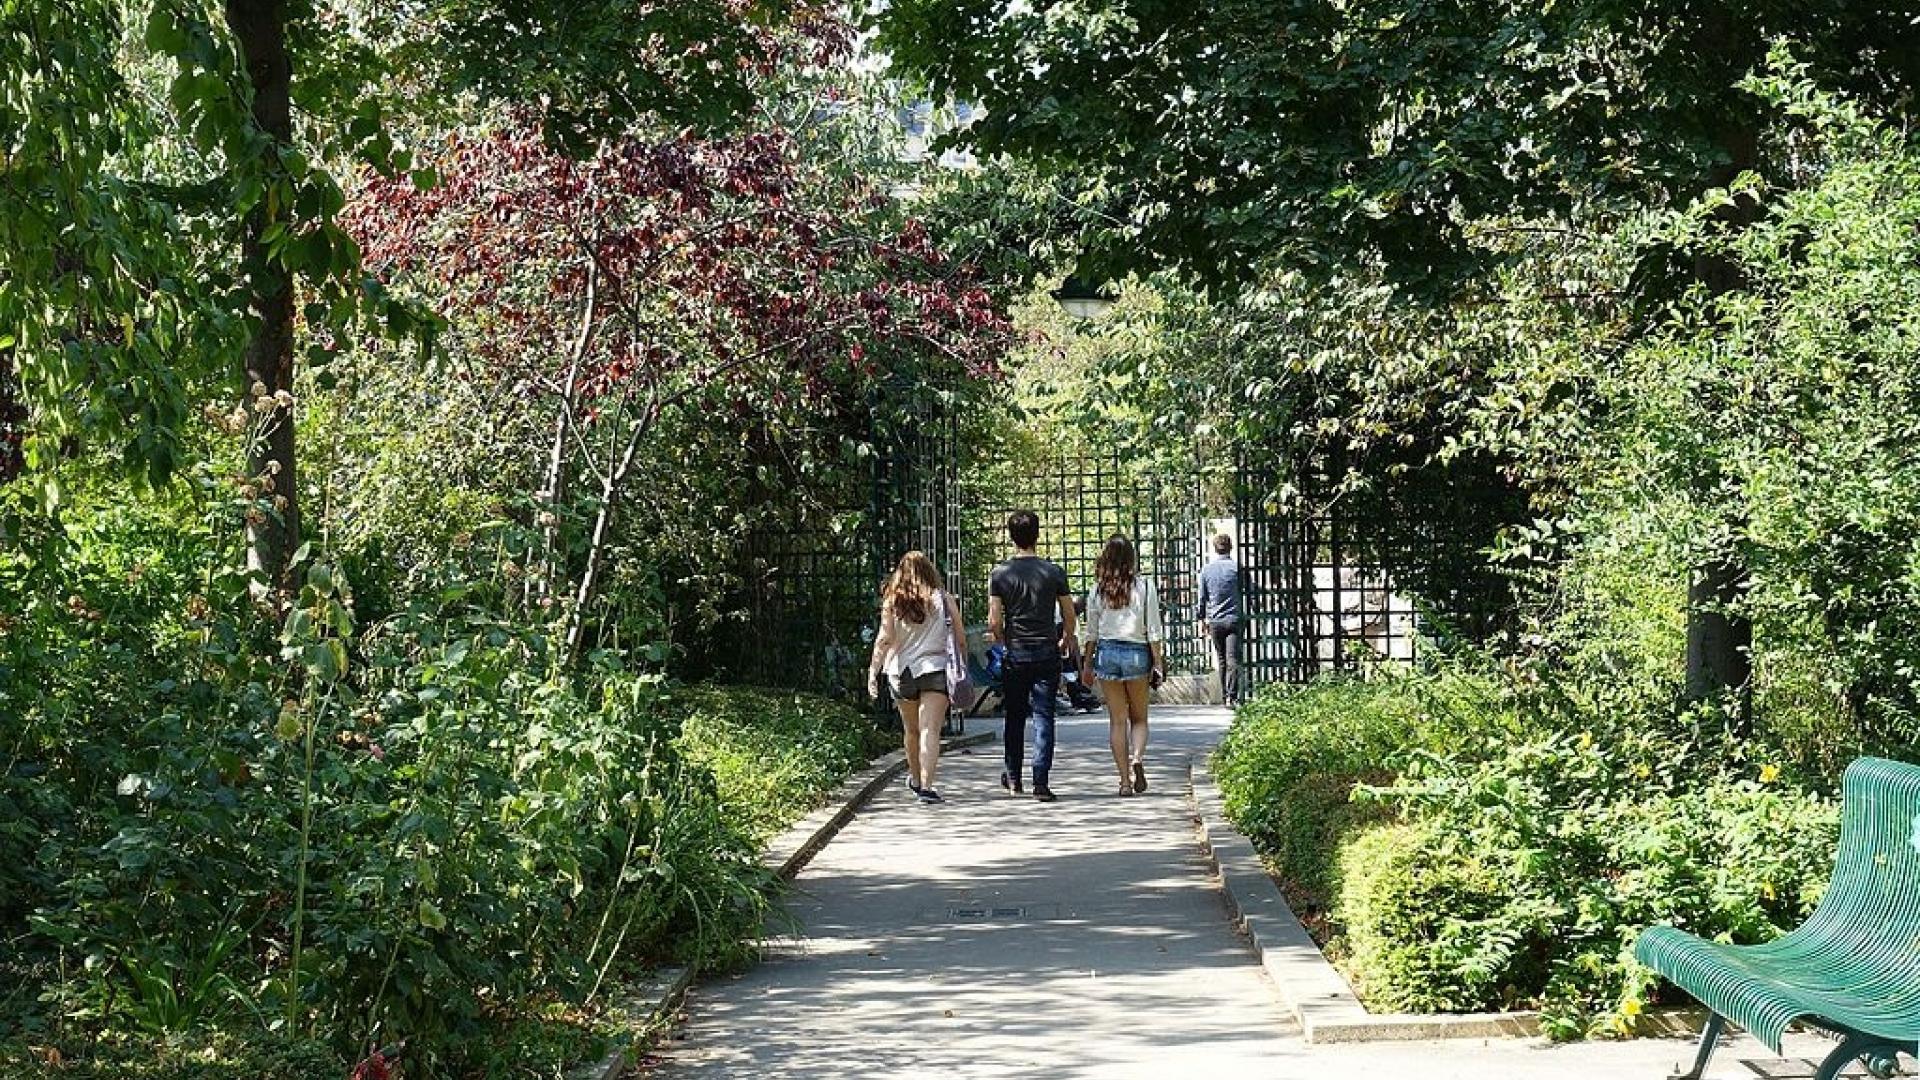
[
  {"x1": 1335, "y1": 821, "x2": 1524, "y2": 1013},
  {"x1": 1212, "y1": 668, "x2": 1502, "y2": 915}
]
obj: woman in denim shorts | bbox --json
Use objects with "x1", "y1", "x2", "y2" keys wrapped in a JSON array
[
  {"x1": 867, "y1": 551, "x2": 965, "y2": 803},
  {"x1": 1079, "y1": 535, "x2": 1165, "y2": 796}
]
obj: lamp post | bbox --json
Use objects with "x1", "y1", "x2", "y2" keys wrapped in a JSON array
[{"x1": 1050, "y1": 276, "x2": 1118, "y2": 320}]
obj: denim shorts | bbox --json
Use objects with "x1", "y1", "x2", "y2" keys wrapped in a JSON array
[
  {"x1": 891, "y1": 669, "x2": 948, "y2": 700},
  {"x1": 1092, "y1": 640, "x2": 1152, "y2": 681}
]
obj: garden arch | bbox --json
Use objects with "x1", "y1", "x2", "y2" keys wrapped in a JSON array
[{"x1": 719, "y1": 403, "x2": 1504, "y2": 705}]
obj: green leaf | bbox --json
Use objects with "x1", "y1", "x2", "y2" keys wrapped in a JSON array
[
  {"x1": 144, "y1": 5, "x2": 187, "y2": 55},
  {"x1": 302, "y1": 641, "x2": 340, "y2": 681}
]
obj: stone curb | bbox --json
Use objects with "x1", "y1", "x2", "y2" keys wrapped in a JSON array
[
  {"x1": 567, "y1": 964, "x2": 697, "y2": 1080},
  {"x1": 1187, "y1": 756, "x2": 1545, "y2": 1044},
  {"x1": 572, "y1": 729, "x2": 998, "y2": 1078}
]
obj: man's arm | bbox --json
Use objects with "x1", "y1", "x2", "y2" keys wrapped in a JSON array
[
  {"x1": 987, "y1": 595, "x2": 1006, "y2": 644},
  {"x1": 1057, "y1": 593, "x2": 1079, "y2": 662},
  {"x1": 1196, "y1": 564, "x2": 1212, "y2": 637}
]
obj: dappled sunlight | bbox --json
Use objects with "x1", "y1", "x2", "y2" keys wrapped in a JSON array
[{"x1": 652, "y1": 719, "x2": 1302, "y2": 1076}]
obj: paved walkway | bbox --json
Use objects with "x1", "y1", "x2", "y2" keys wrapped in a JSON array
[{"x1": 648, "y1": 707, "x2": 1865, "y2": 1079}]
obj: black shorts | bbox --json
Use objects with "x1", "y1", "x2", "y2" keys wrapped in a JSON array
[{"x1": 892, "y1": 669, "x2": 948, "y2": 700}]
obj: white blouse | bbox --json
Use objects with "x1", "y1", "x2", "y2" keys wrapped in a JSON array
[
  {"x1": 1081, "y1": 578, "x2": 1164, "y2": 647},
  {"x1": 886, "y1": 590, "x2": 954, "y2": 678}
]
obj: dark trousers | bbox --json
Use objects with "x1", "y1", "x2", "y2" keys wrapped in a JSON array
[
  {"x1": 1210, "y1": 620, "x2": 1243, "y2": 704},
  {"x1": 1001, "y1": 646, "x2": 1060, "y2": 785}
]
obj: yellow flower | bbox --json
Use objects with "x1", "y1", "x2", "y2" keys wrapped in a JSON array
[
  {"x1": 1761, "y1": 881, "x2": 1777, "y2": 901},
  {"x1": 1760, "y1": 764, "x2": 1781, "y2": 784},
  {"x1": 1620, "y1": 998, "x2": 1642, "y2": 1019}
]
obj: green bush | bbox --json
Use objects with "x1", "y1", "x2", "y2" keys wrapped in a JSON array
[
  {"x1": 1212, "y1": 667, "x2": 1506, "y2": 914},
  {"x1": 1335, "y1": 822, "x2": 1524, "y2": 1013},
  {"x1": 669, "y1": 686, "x2": 889, "y2": 845},
  {"x1": 1342, "y1": 736, "x2": 1838, "y2": 1036},
  {"x1": 0, "y1": 1032, "x2": 344, "y2": 1079},
  {"x1": 0, "y1": 480, "x2": 884, "y2": 1075},
  {"x1": 1219, "y1": 668, "x2": 1841, "y2": 1036}
]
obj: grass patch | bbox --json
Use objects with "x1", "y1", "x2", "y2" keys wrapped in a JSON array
[{"x1": 667, "y1": 684, "x2": 891, "y2": 845}]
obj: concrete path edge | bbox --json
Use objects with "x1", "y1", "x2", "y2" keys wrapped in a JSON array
[
  {"x1": 1187, "y1": 755, "x2": 1546, "y2": 1044},
  {"x1": 570, "y1": 729, "x2": 998, "y2": 1079}
]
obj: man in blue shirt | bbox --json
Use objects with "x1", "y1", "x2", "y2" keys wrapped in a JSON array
[
  {"x1": 1196, "y1": 533, "x2": 1243, "y2": 704},
  {"x1": 988, "y1": 509, "x2": 1078, "y2": 802}
]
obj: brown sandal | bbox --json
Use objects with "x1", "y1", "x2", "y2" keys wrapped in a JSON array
[
  {"x1": 1117, "y1": 779, "x2": 1136, "y2": 797},
  {"x1": 1132, "y1": 761, "x2": 1148, "y2": 793}
]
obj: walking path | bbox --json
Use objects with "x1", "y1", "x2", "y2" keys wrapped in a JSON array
[{"x1": 648, "y1": 707, "x2": 1856, "y2": 1079}]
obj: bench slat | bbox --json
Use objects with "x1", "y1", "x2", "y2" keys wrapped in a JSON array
[{"x1": 1634, "y1": 756, "x2": 1920, "y2": 1055}]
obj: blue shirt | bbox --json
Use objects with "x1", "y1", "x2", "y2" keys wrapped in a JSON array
[{"x1": 1197, "y1": 557, "x2": 1241, "y2": 625}]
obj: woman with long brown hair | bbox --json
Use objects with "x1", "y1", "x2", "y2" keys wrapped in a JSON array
[
  {"x1": 1079, "y1": 535, "x2": 1165, "y2": 796},
  {"x1": 867, "y1": 551, "x2": 966, "y2": 803}
]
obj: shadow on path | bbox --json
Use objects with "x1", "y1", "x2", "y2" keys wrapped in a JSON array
[
  {"x1": 646, "y1": 706, "x2": 1856, "y2": 1079},
  {"x1": 649, "y1": 707, "x2": 1297, "y2": 1077}
]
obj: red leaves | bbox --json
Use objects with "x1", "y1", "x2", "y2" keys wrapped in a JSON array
[
  {"x1": 342, "y1": 115, "x2": 1011, "y2": 405},
  {"x1": 349, "y1": 1050, "x2": 393, "y2": 1080}
]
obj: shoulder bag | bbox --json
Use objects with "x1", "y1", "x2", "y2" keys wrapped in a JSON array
[{"x1": 939, "y1": 590, "x2": 979, "y2": 711}]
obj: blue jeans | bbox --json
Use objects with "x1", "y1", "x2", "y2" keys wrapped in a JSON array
[{"x1": 1001, "y1": 644, "x2": 1060, "y2": 786}]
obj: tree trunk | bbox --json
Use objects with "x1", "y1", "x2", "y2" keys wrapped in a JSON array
[
  {"x1": 1684, "y1": 551, "x2": 1750, "y2": 716},
  {"x1": 225, "y1": 0, "x2": 300, "y2": 596},
  {"x1": 0, "y1": 349, "x2": 22, "y2": 484},
  {"x1": 534, "y1": 262, "x2": 598, "y2": 608},
  {"x1": 562, "y1": 403, "x2": 654, "y2": 667},
  {"x1": 1680, "y1": 73, "x2": 1758, "y2": 723}
]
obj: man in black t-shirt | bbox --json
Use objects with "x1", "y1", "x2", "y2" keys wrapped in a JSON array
[{"x1": 988, "y1": 509, "x2": 1078, "y2": 801}]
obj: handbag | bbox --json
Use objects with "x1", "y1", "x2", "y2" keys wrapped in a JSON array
[{"x1": 939, "y1": 590, "x2": 979, "y2": 711}]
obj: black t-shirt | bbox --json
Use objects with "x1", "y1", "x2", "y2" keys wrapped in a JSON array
[{"x1": 990, "y1": 556, "x2": 1071, "y2": 650}]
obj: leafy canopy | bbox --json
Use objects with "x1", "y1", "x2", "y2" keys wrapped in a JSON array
[{"x1": 869, "y1": 0, "x2": 1920, "y2": 290}]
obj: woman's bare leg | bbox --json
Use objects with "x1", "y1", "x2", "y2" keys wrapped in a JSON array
[
  {"x1": 896, "y1": 694, "x2": 922, "y2": 784},
  {"x1": 1102, "y1": 679, "x2": 1131, "y2": 787},
  {"x1": 917, "y1": 692, "x2": 948, "y2": 789},
  {"x1": 1125, "y1": 677, "x2": 1151, "y2": 765}
]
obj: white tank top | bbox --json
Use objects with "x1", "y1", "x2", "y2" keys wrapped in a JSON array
[{"x1": 887, "y1": 590, "x2": 952, "y2": 678}]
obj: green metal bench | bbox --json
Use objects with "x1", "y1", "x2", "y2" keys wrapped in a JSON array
[{"x1": 1634, "y1": 756, "x2": 1920, "y2": 1080}]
